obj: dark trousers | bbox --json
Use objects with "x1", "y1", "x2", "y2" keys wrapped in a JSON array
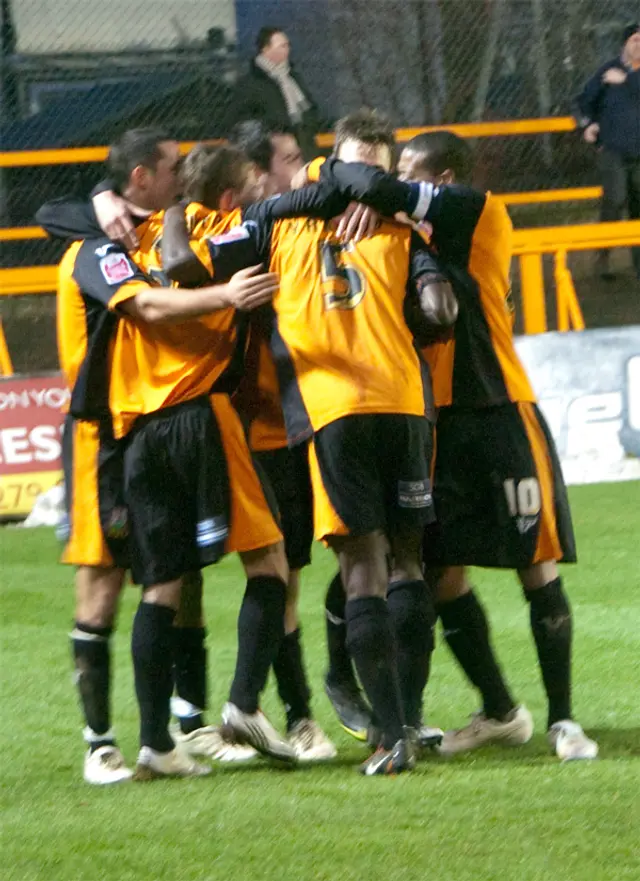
[{"x1": 598, "y1": 149, "x2": 640, "y2": 273}]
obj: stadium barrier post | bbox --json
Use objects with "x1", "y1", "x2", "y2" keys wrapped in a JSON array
[
  {"x1": 0, "y1": 319, "x2": 14, "y2": 376},
  {"x1": 555, "y1": 250, "x2": 585, "y2": 332},
  {"x1": 519, "y1": 253, "x2": 548, "y2": 334}
]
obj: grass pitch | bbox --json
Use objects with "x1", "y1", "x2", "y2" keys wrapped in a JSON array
[{"x1": 1, "y1": 482, "x2": 639, "y2": 881}]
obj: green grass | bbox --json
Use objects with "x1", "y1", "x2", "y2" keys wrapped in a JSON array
[{"x1": 1, "y1": 481, "x2": 639, "y2": 881}]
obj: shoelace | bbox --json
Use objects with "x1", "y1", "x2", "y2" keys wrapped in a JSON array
[
  {"x1": 452, "y1": 712, "x2": 485, "y2": 737},
  {"x1": 293, "y1": 721, "x2": 316, "y2": 750},
  {"x1": 470, "y1": 712, "x2": 487, "y2": 733}
]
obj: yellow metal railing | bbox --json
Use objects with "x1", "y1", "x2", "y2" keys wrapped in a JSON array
[
  {"x1": 512, "y1": 219, "x2": 640, "y2": 334},
  {"x1": 0, "y1": 186, "x2": 605, "y2": 244},
  {"x1": 0, "y1": 139, "x2": 221, "y2": 168},
  {"x1": 0, "y1": 227, "x2": 48, "y2": 241},
  {"x1": 0, "y1": 116, "x2": 598, "y2": 245},
  {"x1": 0, "y1": 266, "x2": 57, "y2": 296},
  {"x1": 1, "y1": 115, "x2": 631, "y2": 375},
  {"x1": 2, "y1": 220, "x2": 639, "y2": 376},
  {"x1": 0, "y1": 319, "x2": 14, "y2": 375},
  {"x1": 0, "y1": 116, "x2": 578, "y2": 168}
]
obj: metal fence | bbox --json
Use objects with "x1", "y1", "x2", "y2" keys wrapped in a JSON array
[
  {"x1": 1, "y1": 0, "x2": 639, "y2": 371},
  {"x1": 3, "y1": 0, "x2": 637, "y2": 193}
]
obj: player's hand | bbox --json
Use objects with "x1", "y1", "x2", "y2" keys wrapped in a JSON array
[
  {"x1": 290, "y1": 164, "x2": 311, "y2": 190},
  {"x1": 583, "y1": 123, "x2": 600, "y2": 144},
  {"x1": 335, "y1": 202, "x2": 380, "y2": 243},
  {"x1": 602, "y1": 67, "x2": 627, "y2": 85},
  {"x1": 225, "y1": 264, "x2": 279, "y2": 311},
  {"x1": 93, "y1": 190, "x2": 138, "y2": 250},
  {"x1": 393, "y1": 211, "x2": 433, "y2": 240}
]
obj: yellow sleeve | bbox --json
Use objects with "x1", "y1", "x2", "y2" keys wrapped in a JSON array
[
  {"x1": 306, "y1": 156, "x2": 327, "y2": 183},
  {"x1": 108, "y1": 280, "x2": 152, "y2": 311}
]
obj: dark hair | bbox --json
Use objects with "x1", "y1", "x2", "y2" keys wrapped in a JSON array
[
  {"x1": 228, "y1": 119, "x2": 298, "y2": 173},
  {"x1": 333, "y1": 108, "x2": 396, "y2": 159},
  {"x1": 256, "y1": 26, "x2": 285, "y2": 53},
  {"x1": 181, "y1": 143, "x2": 250, "y2": 209},
  {"x1": 107, "y1": 127, "x2": 172, "y2": 193},
  {"x1": 403, "y1": 131, "x2": 473, "y2": 184},
  {"x1": 622, "y1": 22, "x2": 639, "y2": 44}
]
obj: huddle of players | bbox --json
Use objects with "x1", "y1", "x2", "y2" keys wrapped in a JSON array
[{"x1": 39, "y1": 109, "x2": 597, "y2": 783}]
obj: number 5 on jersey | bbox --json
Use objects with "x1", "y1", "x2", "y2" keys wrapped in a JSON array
[{"x1": 320, "y1": 241, "x2": 366, "y2": 311}]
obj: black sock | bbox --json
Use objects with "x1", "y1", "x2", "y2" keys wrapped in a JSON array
[
  {"x1": 325, "y1": 572, "x2": 358, "y2": 689},
  {"x1": 272, "y1": 628, "x2": 312, "y2": 730},
  {"x1": 527, "y1": 578, "x2": 573, "y2": 728},
  {"x1": 131, "y1": 602, "x2": 176, "y2": 752},
  {"x1": 438, "y1": 591, "x2": 516, "y2": 721},
  {"x1": 387, "y1": 580, "x2": 436, "y2": 728},
  {"x1": 345, "y1": 596, "x2": 404, "y2": 749},
  {"x1": 229, "y1": 575, "x2": 286, "y2": 714},
  {"x1": 71, "y1": 622, "x2": 114, "y2": 752},
  {"x1": 172, "y1": 626, "x2": 207, "y2": 734}
]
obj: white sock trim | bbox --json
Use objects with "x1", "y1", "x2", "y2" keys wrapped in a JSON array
[
  {"x1": 171, "y1": 696, "x2": 204, "y2": 719},
  {"x1": 83, "y1": 726, "x2": 116, "y2": 744},
  {"x1": 70, "y1": 628, "x2": 109, "y2": 643}
]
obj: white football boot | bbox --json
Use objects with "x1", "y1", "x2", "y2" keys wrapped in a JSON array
[
  {"x1": 287, "y1": 719, "x2": 337, "y2": 762},
  {"x1": 548, "y1": 720, "x2": 598, "y2": 761},
  {"x1": 83, "y1": 745, "x2": 133, "y2": 785},
  {"x1": 222, "y1": 702, "x2": 296, "y2": 764},
  {"x1": 133, "y1": 744, "x2": 212, "y2": 780},
  {"x1": 172, "y1": 724, "x2": 257, "y2": 762},
  {"x1": 439, "y1": 705, "x2": 534, "y2": 756}
]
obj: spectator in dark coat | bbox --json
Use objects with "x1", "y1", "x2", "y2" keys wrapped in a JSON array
[
  {"x1": 577, "y1": 22, "x2": 640, "y2": 279},
  {"x1": 230, "y1": 26, "x2": 323, "y2": 160}
]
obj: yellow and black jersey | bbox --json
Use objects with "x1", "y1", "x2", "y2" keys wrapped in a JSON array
[
  {"x1": 131, "y1": 203, "x2": 242, "y2": 284},
  {"x1": 188, "y1": 194, "x2": 440, "y2": 446},
  {"x1": 318, "y1": 162, "x2": 536, "y2": 409},
  {"x1": 57, "y1": 237, "x2": 152, "y2": 420},
  {"x1": 57, "y1": 217, "x2": 246, "y2": 438},
  {"x1": 106, "y1": 209, "x2": 246, "y2": 438},
  {"x1": 419, "y1": 186, "x2": 535, "y2": 407},
  {"x1": 233, "y1": 310, "x2": 289, "y2": 452}
]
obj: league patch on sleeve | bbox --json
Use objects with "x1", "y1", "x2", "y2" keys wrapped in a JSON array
[
  {"x1": 99, "y1": 252, "x2": 136, "y2": 285},
  {"x1": 208, "y1": 225, "x2": 251, "y2": 246}
]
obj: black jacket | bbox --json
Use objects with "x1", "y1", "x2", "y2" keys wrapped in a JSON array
[
  {"x1": 230, "y1": 59, "x2": 323, "y2": 158},
  {"x1": 577, "y1": 58, "x2": 640, "y2": 158}
]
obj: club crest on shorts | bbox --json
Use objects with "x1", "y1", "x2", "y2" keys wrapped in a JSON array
[
  {"x1": 106, "y1": 507, "x2": 129, "y2": 539},
  {"x1": 398, "y1": 479, "x2": 433, "y2": 509},
  {"x1": 516, "y1": 515, "x2": 538, "y2": 535},
  {"x1": 99, "y1": 252, "x2": 135, "y2": 285}
]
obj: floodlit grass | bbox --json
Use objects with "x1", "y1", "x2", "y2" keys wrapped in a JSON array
[{"x1": 1, "y1": 482, "x2": 638, "y2": 881}]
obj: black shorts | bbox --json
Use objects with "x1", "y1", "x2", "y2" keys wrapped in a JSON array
[
  {"x1": 310, "y1": 413, "x2": 435, "y2": 540},
  {"x1": 59, "y1": 415, "x2": 129, "y2": 569},
  {"x1": 423, "y1": 402, "x2": 577, "y2": 569},
  {"x1": 124, "y1": 397, "x2": 231, "y2": 587},
  {"x1": 254, "y1": 444, "x2": 314, "y2": 570}
]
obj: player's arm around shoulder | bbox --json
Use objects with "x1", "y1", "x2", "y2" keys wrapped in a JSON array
[
  {"x1": 159, "y1": 203, "x2": 279, "y2": 315},
  {"x1": 69, "y1": 236, "x2": 259, "y2": 325},
  {"x1": 162, "y1": 203, "x2": 213, "y2": 287},
  {"x1": 405, "y1": 233, "x2": 458, "y2": 345}
]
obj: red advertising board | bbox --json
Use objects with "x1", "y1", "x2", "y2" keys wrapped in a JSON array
[{"x1": 0, "y1": 373, "x2": 69, "y2": 518}]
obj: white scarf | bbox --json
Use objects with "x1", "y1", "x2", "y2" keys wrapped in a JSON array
[{"x1": 255, "y1": 54, "x2": 310, "y2": 123}]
